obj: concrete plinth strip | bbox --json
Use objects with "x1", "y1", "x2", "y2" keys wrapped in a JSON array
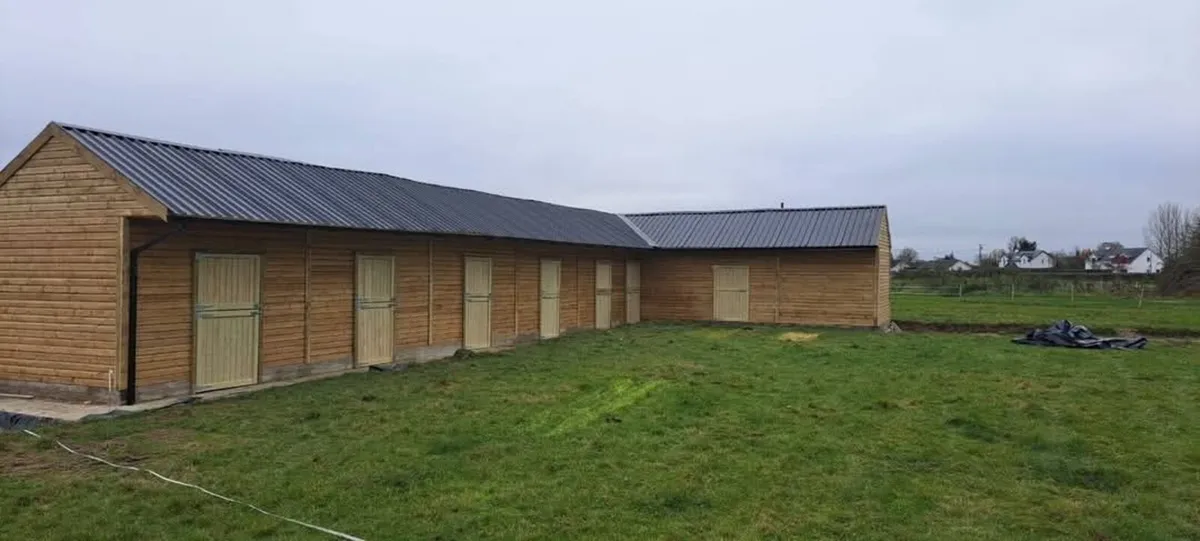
[{"x1": 0, "y1": 366, "x2": 371, "y2": 426}]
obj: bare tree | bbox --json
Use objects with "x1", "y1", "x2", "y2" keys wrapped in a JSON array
[
  {"x1": 1158, "y1": 214, "x2": 1200, "y2": 295},
  {"x1": 894, "y1": 247, "x2": 919, "y2": 265},
  {"x1": 979, "y1": 248, "x2": 1006, "y2": 267},
  {"x1": 1144, "y1": 202, "x2": 1197, "y2": 263}
]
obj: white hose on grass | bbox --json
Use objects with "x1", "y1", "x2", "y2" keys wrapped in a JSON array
[{"x1": 22, "y1": 429, "x2": 366, "y2": 541}]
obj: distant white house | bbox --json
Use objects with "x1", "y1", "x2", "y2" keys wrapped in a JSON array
[
  {"x1": 999, "y1": 250, "x2": 1055, "y2": 270},
  {"x1": 944, "y1": 260, "x2": 975, "y2": 272},
  {"x1": 1086, "y1": 245, "x2": 1163, "y2": 274},
  {"x1": 909, "y1": 258, "x2": 974, "y2": 273}
]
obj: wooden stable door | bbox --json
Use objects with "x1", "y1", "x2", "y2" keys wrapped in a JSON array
[
  {"x1": 194, "y1": 254, "x2": 261, "y2": 392},
  {"x1": 713, "y1": 265, "x2": 750, "y2": 322},
  {"x1": 625, "y1": 261, "x2": 641, "y2": 324},
  {"x1": 539, "y1": 259, "x2": 561, "y2": 338},
  {"x1": 355, "y1": 255, "x2": 395, "y2": 366},
  {"x1": 463, "y1": 257, "x2": 493, "y2": 350},
  {"x1": 595, "y1": 261, "x2": 613, "y2": 329}
]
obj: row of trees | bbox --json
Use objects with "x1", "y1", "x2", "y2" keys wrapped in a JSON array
[
  {"x1": 1144, "y1": 202, "x2": 1199, "y2": 264},
  {"x1": 1157, "y1": 205, "x2": 1200, "y2": 295}
]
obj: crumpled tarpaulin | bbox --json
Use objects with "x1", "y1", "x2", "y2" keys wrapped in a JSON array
[
  {"x1": 1013, "y1": 320, "x2": 1148, "y2": 350},
  {"x1": 0, "y1": 411, "x2": 53, "y2": 431}
]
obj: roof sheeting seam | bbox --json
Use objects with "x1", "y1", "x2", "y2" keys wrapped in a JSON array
[{"x1": 53, "y1": 122, "x2": 885, "y2": 250}]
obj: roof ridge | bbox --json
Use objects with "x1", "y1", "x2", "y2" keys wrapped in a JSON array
[
  {"x1": 54, "y1": 121, "x2": 617, "y2": 218},
  {"x1": 624, "y1": 205, "x2": 886, "y2": 217},
  {"x1": 617, "y1": 215, "x2": 658, "y2": 247},
  {"x1": 47, "y1": 121, "x2": 886, "y2": 250},
  {"x1": 54, "y1": 121, "x2": 366, "y2": 173}
]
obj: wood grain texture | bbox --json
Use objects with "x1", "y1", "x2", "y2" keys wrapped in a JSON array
[
  {"x1": 2, "y1": 130, "x2": 892, "y2": 399},
  {"x1": 0, "y1": 137, "x2": 157, "y2": 388},
  {"x1": 123, "y1": 221, "x2": 635, "y2": 392},
  {"x1": 876, "y1": 215, "x2": 892, "y2": 325},
  {"x1": 642, "y1": 248, "x2": 881, "y2": 327},
  {"x1": 49, "y1": 125, "x2": 169, "y2": 220},
  {"x1": 131, "y1": 221, "x2": 308, "y2": 385}
]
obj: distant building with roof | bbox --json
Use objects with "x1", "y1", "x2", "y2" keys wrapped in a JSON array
[
  {"x1": 998, "y1": 250, "x2": 1055, "y2": 270},
  {"x1": 1086, "y1": 243, "x2": 1163, "y2": 274},
  {"x1": 0, "y1": 121, "x2": 895, "y2": 404}
]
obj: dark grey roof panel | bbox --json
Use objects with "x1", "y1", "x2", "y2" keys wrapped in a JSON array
[
  {"x1": 55, "y1": 122, "x2": 887, "y2": 251},
  {"x1": 623, "y1": 206, "x2": 885, "y2": 249},
  {"x1": 60, "y1": 123, "x2": 651, "y2": 248}
]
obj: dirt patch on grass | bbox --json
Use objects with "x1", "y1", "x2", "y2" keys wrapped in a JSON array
[
  {"x1": 130, "y1": 428, "x2": 214, "y2": 449},
  {"x1": 506, "y1": 392, "x2": 561, "y2": 405},
  {"x1": 87, "y1": 427, "x2": 240, "y2": 461},
  {"x1": 695, "y1": 329, "x2": 738, "y2": 340},
  {"x1": 0, "y1": 442, "x2": 93, "y2": 477},
  {"x1": 646, "y1": 360, "x2": 708, "y2": 380}
]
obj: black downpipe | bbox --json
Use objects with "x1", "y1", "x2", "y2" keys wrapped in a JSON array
[{"x1": 125, "y1": 224, "x2": 186, "y2": 405}]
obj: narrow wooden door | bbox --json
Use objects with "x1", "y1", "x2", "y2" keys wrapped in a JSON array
[
  {"x1": 625, "y1": 261, "x2": 641, "y2": 324},
  {"x1": 194, "y1": 254, "x2": 261, "y2": 392},
  {"x1": 595, "y1": 261, "x2": 613, "y2": 329},
  {"x1": 713, "y1": 265, "x2": 750, "y2": 322},
  {"x1": 463, "y1": 257, "x2": 492, "y2": 350},
  {"x1": 540, "y1": 259, "x2": 561, "y2": 339},
  {"x1": 355, "y1": 254, "x2": 395, "y2": 366}
]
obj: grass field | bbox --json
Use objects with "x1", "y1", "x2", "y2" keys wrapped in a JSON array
[
  {"x1": 893, "y1": 294, "x2": 1200, "y2": 333},
  {"x1": 3, "y1": 325, "x2": 1199, "y2": 540}
]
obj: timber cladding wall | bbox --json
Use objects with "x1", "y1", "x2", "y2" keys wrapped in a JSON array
[
  {"x1": 0, "y1": 135, "x2": 157, "y2": 400},
  {"x1": 0, "y1": 125, "x2": 891, "y2": 403},
  {"x1": 641, "y1": 249, "x2": 883, "y2": 327},
  {"x1": 876, "y1": 214, "x2": 892, "y2": 325},
  {"x1": 126, "y1": 219, "x2": 635, "y2": 400}
]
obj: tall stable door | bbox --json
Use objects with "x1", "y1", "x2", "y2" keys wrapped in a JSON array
[
  {"x1": 713, "y1": 265, "x2": 750, "y2": 322},
  {"x1": 194, "y1": 254, "x2": 262, "y2": 392},
  {"x1": 625, "y1": 260, "x2": 641, "y2": 324},
  {"x1": 595, "y1": 261, "x2": 613, "y2": 329},
  {"x1": 539, "y1": 259, "x2": 561, "y2": 339},
  {"x1": 355, "y1": 255, "x2": 395, "y2": 366},
  {"x1": 463, "y1": 257, "x2": 493, "y2": 350}
]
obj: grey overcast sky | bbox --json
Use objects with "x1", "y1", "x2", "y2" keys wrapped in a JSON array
[{"x1": 2, "y1": 1, "x2": 1197, "y2": 259}]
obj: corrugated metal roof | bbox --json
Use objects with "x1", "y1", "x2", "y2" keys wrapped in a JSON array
[
  {"x1": 623, "y1": 207, "x2": 886, "y2": 249},
  {"x1": 53, "y1": 122, "x2": 887, "y2": 251},
  {"x1": 59, "y1": 123, "x2": 651, "y2": 248}
]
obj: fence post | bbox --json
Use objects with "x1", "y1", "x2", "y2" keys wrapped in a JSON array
[
  {"x1": 1138, "y1": 283, "x2": 1145, "y2": 308},
  {"x1": 1011, "y1": 282, "x2": 1015, "y2": 300},
  {"x1": 1070, "y1": 281, "x2": 1075, "y2": 303},
  {"x1": 958, "y1": 283, "x2": 964, "y2": 299}
]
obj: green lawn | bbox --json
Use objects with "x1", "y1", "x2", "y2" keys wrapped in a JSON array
[
  {"x1": 3, "y1": 325, "x2": 1199, "y2": 540},
  {"x1": 894, "y1": 294, "x2": 1200, "y2": 333}
]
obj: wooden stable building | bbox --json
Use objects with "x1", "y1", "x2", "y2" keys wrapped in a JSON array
[{"x1": 0, "y1": 122, "x2": 890, "y2": 403}]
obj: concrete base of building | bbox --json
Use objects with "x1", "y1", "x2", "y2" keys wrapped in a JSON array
[
  {"x1": 262, "y1": 357, "x2": 354, "y2": 384},
  {"x1": 0, "y1": 379, "x2": 121, "y2": 406},
  {"x1": 0, "y1": 341, "x2": 484, "y2": 414}
]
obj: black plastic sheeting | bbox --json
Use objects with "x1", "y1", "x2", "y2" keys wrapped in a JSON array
[
  {"x1": 1013, "y1": 320, "x2": 1148, "y2": 350},
  {"x1": 0, "y1": 411, "x2": 53, "y2": 431}
]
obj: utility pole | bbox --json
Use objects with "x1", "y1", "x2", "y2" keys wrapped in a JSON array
[{"x1": 978, "y1": 244, "x2": 984, "y2": 265}]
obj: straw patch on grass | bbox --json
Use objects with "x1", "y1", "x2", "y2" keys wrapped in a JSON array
[{"x1": 779, "y1": 332, "x2": 820, "y2": 343}]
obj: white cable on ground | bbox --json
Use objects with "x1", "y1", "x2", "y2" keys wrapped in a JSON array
[{"x1": 22, "y1": 429, "x2": 365, "y2": 541}]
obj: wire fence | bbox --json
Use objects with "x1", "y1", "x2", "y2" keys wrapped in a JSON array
[
  {"x1": 892, "y1": 272, "x2": 1161, "y2": 303},
  {"x1": 892, "y1": 282, "x2": 1155, "y2": 306}
]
